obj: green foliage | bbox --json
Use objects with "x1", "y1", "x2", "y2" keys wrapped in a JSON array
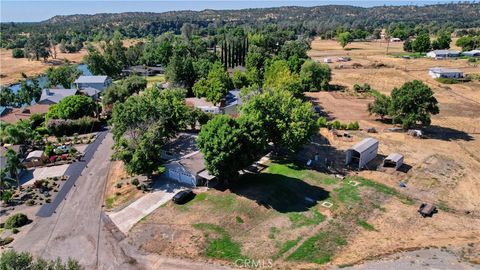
[
  {"x1": 412, "y1": 33, "x2": 431, "y2": 53},
  {"x1": 193, "y1": 223, "x2": 247, "y2": 262},
  {"x1": 431, "y1": 32, "x2": 451, "y2": 50},
  {"x1": 24, "y1": 33, "x2": 49, "y2": 61},
  {"x1": 299, "y1": 60, "x2": 331, "y2": 91},
  {"x1": 403, "y1": 38, "x2": 413, "y2": 52},
  {"x1": 0, "y1": 249, "x2": 84, "y2": 270},
  {"x1": 46, "y1": 63, "x2": 81, "y2": 88},
  {"x1": 337, "y1": 32, "x2": 352, "y2": 48},
  {"x1": 111, "y1": 88, "x2": 189, "y2": 175},
  {"x1": 84, "y1": 35, "x2": 126, "y2": 78},
  {"x1": 357, "y1": 219, "x2": 376, "y2": 231},
  {"x1": 140, "y1": 37, "x2": 173, "y2": 66},
  {"x1": 102, "y1": 75, "x2": 147, "y2": 105},
  {"x1": 317, "y1": 117, "x2": 328, "y2": 128},
  {"x1": 435, "y1": 77, "x2": 460, "y2": 84},
  {"x1": 241, "y1": 89, "x2": 316, "y2": 152},
  {"x1": 368, "y1": 92, "x2": 392, "y2": 119},
  {"x1": 455, "y1": 35, "x2": 480, "y2": 51},
  {"x1": 288, "y1": 209, "x2": 325, "y2": 228},
  {"x1": 0, "y1": 120, "x2": 37, "y2": 145},
  {"x1": 263, "y1": 59, "x2": 303, "y2": 97},
  {"x1": 231, "y1": 69, "x2": 250, "y2": 89},
  {"x1": 46, "y1": 95, "x2": 96, "y2": 120},
  {"x1": 165, "y1": 51, "x2": 196, "y2": 89},
  {"x1": 389, "y1": 80, "x2": 439, "y2": 128},
  {"x1": 287, "y1": 231, "x2": 347, "y2": 264},
  {"x1": 4, "y1": 213, "x2": 29, "y2": 229},
  {"x1": 46, "y1": 117, "x2": 102, "y2": 137},
  {"x1": 15, "y1": 78, "x2": 42, "y2": 106},
  {"x1": 192, "y1": 61, "x2": 231, "y2": 104},
  {"x1": 11, "y1": 48, "x2": 24, "y2": 58}
]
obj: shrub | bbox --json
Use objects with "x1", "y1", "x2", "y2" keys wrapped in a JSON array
[
  {"x1": 4, "y1": 213, "x2": 29, "y2": 229},
  {"x1": 0, "y1": 237, "x2": 14, "y2": 246},
  {"x1": 435, "y1": 77, "x2": 459, "y2": 84},
  {"x1": 347, "y1": 121, "x2": 360, "y2": 130},
  {"x1": 1, "y1": 190, "x2": 13, "y2": 204},
  {"x1": 317, "y1": 117, "x2": 328, "y2": 128},
  {"x1": 46, "y1": 117, "x2": 102, "y2": 137},
  {"x1": 11, "y1": 228, "x2": 19, "y2": 234},
  {"x1": 131, "y1": 178, "x2": 139, "y2": 186},
  {"x1": 116, "y1": 183, "x2": 122, "y2": 188},
  {"x1": 12, "y1": 48, "x2": 24, "y2": 58},
  {"x1": 26, "y1": 199, "x2": 35, "y2": 206}
]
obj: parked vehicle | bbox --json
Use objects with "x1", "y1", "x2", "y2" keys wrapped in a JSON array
[
  {"x1": 172, "y1": 189, "x2": 195, "y2": 204},
  {"x1": 418, "y1": 203, "x2": 437, "y2": 217}
]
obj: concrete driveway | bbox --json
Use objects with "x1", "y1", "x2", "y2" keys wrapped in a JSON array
[
  {"x1": 109, "y1": 181, "x2": 187, "y2": 234},
  {"x1": 21, "y1": 164, "x2": 69, "y2": 186}
]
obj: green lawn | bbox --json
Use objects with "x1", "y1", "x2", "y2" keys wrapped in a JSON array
[{"x1": 193, "y1": 223, "x2": 248, "y2": 261}]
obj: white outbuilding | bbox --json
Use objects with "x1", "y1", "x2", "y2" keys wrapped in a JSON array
[
  {"x1": 383, "y1": 153, "x2": 404, "y2": 170},
  {"x1": 426, "y1": 50, "x2": 460, "y2": 58},
  {"x1": 345, "y1": 138, "x2": 379, "y2": 169},
  {"x1": 428, "y1": 67, "x2": 464, "y2": 79}
]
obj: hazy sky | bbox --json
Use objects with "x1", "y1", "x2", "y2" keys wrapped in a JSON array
[{"x1": 0, "y1": 0, "x2": 459, "y2": 22}]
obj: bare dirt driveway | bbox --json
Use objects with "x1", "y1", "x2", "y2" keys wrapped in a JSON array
[{"x1": 10, "y1": 132, "x2": 229, "y2": 270}]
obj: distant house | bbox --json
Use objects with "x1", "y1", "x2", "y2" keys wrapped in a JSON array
[
  {"x1": 428, "y1": 67, "x2": 464, "y2": 79},
  {"x1": 345, "y1": 138, "x2": 379, "y2": 169},
  {"x1": 37, "y1": 88, "x2": 78, "y2": 105},
  {"x1": 186, "y1": 90, "x2": 245, "y2": 116},
  {"x1": 161, "y1": 133, "x2": 214, "y2": 186},
  {"x1": 0, "y1": 104, "x2": 50, "y2": 124},
  {"x1": 463, "y1": 49, "x2": 480, "y2": 57},
  {"x1": 74, "y1": 76, "x2": 112, "y2": 91},
  {"x1": 426, "y1": 50, "x2": 460, "y2": 58}
]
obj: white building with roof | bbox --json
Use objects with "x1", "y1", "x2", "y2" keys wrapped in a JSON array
[
  {"x1": 426, "y1": 50, "x2": 460, "y2": 58},
  {"x1": 428, "y1": 67, "x2": 464, "y2": 79},
  {"x1": 74, "y1": 75, "x2": 112, "y2": 91},
  {"x1": 463, "y1": 49, "x2": 480, "y2": 57},
  {"x1": 383, "y1": 153, "x2": 404, "y2": 170},
  {"x1": 346, "y1": 138, "x2": 379, "y2": 169},
  {"x1": 38, "y1": 89, "x2": 78, "y2": 105}
]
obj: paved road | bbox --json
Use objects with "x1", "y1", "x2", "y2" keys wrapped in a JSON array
[
  {"x1": 12, "y1": 132, "x2": 230, "y2": 270},
  {"x1": 37, "y1": 131, "x2": 108, "y2": 217}
]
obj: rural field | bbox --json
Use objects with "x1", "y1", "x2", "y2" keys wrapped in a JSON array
[{"x1": 118, "y1": 38, "x2": 480, "y2": 269}]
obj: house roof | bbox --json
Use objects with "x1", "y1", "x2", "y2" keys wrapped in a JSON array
[
  {"x1": 74, "y1": 75, "x2": 109, "y2": 84},
  {"x1": 39, "y1": 88, "x2": 77, "y2": 104},
  {"x1": 463, "y1": 49, "x2": 480, "y2": 56},
  {"x1": 0, "y1": 104, "x2": 50, "y2": 124},
  {"x1": 429, "y1": 67, "x2": 463, "y2": 74},
  {"x1": 80, "y1": 87, "x2": 100, "y2": 97},
  {"x1": 26, "y1": 150, "x2": 45, "y2": 160},
  {"x1": 178, "y1": 151, "x2": 207, "y2": 174},
  {"x1": 428, "y1": 50, "x2": 460, "y2": 55},
  {"x1": 349, "y1": 138, "x2": 379, "y2": 153},
  {"x1": 186, "y1": 97, "x2": 216, "y2": 108},
  {"x1": 385, "y1": 153, "x2": 403, "y2": 163},
  {"x1": 225, "y1": 89, "x2": 242, "y2": 107}
]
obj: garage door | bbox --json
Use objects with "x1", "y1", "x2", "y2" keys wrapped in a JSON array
[{"x1": 166, "y1": 168, "x2": 195, "y2": 186}]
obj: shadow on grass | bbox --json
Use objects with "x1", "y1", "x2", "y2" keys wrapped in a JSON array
[
  {"x1": 226, "y1": 172, "x2": 330, "y2": 213},
  {"x1": 424, "y1": 125, "x2": 474, "y2": 142}
]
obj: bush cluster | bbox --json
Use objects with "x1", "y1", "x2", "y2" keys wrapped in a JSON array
[
  {"x1": 4, "y1": 213, "x2": 29, "y2": 229},
  {"x1": 317, "y1": 117, "x2": 360, "y2": 130},
  {"x1": 46, "y1": 117, "x2": 102, "y2": 136}
]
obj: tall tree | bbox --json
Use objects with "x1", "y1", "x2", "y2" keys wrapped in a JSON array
[
  {"x1": 263, "y1": 60, "x2": 303, "y2": 97},
  {"x1": 412, "y1": 33, "x2": 431, "y2": 53},
  {"x1": 25, "y1": 33, "x2": 50, "y2": 61},
  {"x1": 46, "y1": 63, "x2": 81, "y2": 88},
  {"x1": 337, "y1": 32, "x2": 353, "y2": 49},
  {"x1": 299, "y1": 60, "x2": 331, "y2": 91},
  {"x1": 5, "y1": 149, "x2": 25, "y2": 189}
]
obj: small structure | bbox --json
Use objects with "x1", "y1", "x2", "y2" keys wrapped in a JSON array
[
  {"x1": 79, "y1": 87, "x2": 101, "y2": 101},
  {"x1": 38, "y1": 89, "x2": 78, "y2": 105},
  {"x1": 383, "y1": 153, "x2": 404, "y2": 170},
  {"x1": 428, "y1": 67, "x2": 464, "y2": 79},
  {"x1": 345, "y1": 138, "x2": 379, "y2": 169},
  {"x1": 185, "y1": 97, "x2": 220, "y2": 114},
  {"x1": 323, "y1": 57, "x2": 333, "y2": 63},
  {"x1": 164, "y1": 151, "x2": 214, "y2": 186},
  {"x1": 418, "y1": 203, "x2": 437, "y2": 218},
  {"x1": 25, "y1": 150, "x2": 47, "y2": 167},
  {"x1": 186, "y1": 90, "x2": 245, "y2": 116},
  {"x1": 122, "y1": 65, "x2": 164, "y2": 76},
  {"x1": 74, "y1": 75, "x2": 112, "y2": 91},
  {"x1": 390, "y1": 37, "x2": 402, "y2": 42},
  {"x1": 426, "y1": 50, "x2": 460, "y2": 58},
  {"x1": 337, "y1": 56, "x2": 351, "y2": 62},
  {"x1": 408, "y1": 129, "x2": 423, "y2": 138},
  {"x1": 463, "y1": 49, "x2": 480, "y2": 57}
]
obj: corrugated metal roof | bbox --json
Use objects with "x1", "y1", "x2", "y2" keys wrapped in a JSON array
[
  {"x1": 74, "y1": 75, "x2": 109, "y2": 84},
  {"x1": 39, "y1": 89, "x2": 77, "y2": 104},
  {"x1": 429, "y1": 67, "x2": 463, "y2": 74},
  {"x1": 350, "y1": 138, "x2": 379, "y2": 153},
  {"x1": 385, "y1": 153, "x2": 403, "y2": 162}
]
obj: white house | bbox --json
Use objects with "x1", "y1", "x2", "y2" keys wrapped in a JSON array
[
  {"x1": 186, "y1": 90, "x2": 245, "y2": 116},
  {"x1": 346, "y1": 138, "x2": 379, "y2": 169},
  {"x1": 428, "y1": 67, "x2": 464, "y2": 79},
  {"x1": 38, "y1": 89, "x2": 78, "y2": 105},
  {"x1": 74, "y1": 76, "x2": 112, "y2": 91},
  {"x1": 426, "y1": 50, "x2": 460, "y2": 58},
  {"x1": 463, "y1": 49, "x2": 480, "y2": 57},
  {"x1": 185, "y1": 97, "x2": 221, "y2": 114}
]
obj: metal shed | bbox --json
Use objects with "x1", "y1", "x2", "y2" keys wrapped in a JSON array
[
  {"x1": 383, "y1": 153, "x2": 404, "y2": 170},
  {"x1": 345, "y1": 138, "x2": 379, "y2": 169}
]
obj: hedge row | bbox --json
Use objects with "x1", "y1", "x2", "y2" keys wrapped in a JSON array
[{"x1": 46, "y1": 117, "x2": 103, "y2": 136}]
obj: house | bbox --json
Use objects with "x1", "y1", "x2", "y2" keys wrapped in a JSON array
[
  {"x1": 383, "y1": 153, "x2": 404, "y2": 170},
  {"x1": 161, "y1": 133, "x2": 214, "y2": 186},
  {"x1": 428, "y1": 67, "x2": 464, "y2": 79},
  {"x1": 345, "y1": 138, "x2": 379, "y2": 169},
  {"x1": 38, "y1": 88, "x2": 78, "y2": 105},
  {"x1": 426, "y1": 50, "x2": 460, "y2": 58},
  {"x1": 186, "y1": 97, "x2": 221, "y2": 114},
  {"x1": 463, "y1": 49, "x2": 480, "y2": 57},
  {"x1": 0, "y1": 104, "x2": 50, "y2": 124},
  {"x1": 79, "y1": 87, "x2": 101, "y2": 101},
  {"x1": 74, "y1": 75, "x2": 112, "y2": 91},
  {"x1": 186, "y1": 90, "x2": 245, "y2": 116}
]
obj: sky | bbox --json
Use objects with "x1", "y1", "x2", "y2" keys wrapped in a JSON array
[{"x1": 0, "y1": 0, "x2": 463, "y2": 22}]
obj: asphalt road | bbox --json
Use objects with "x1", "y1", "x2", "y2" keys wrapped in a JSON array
[
  {"x1": 12, "y1": 132, "x2": 230, "y2": 270},
  {"x1": 37, "y1": 131, "x2": 108, "y2": 218}
]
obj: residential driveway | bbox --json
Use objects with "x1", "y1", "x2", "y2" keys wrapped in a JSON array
[
  {"x1": 21, "y1": 164, "x2": 70, "y2": 186},
  {"x1": 109, "y1": 181, "x2": 187, "y2": 234}
]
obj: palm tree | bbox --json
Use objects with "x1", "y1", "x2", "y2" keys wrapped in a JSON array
[{"x1": 5, "y1": 149, "x2": 25, "y2": 189}]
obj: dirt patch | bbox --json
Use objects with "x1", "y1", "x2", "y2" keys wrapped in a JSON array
[{"x1": 104, "y1": 161, "x2": 144, "y2": 210}]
